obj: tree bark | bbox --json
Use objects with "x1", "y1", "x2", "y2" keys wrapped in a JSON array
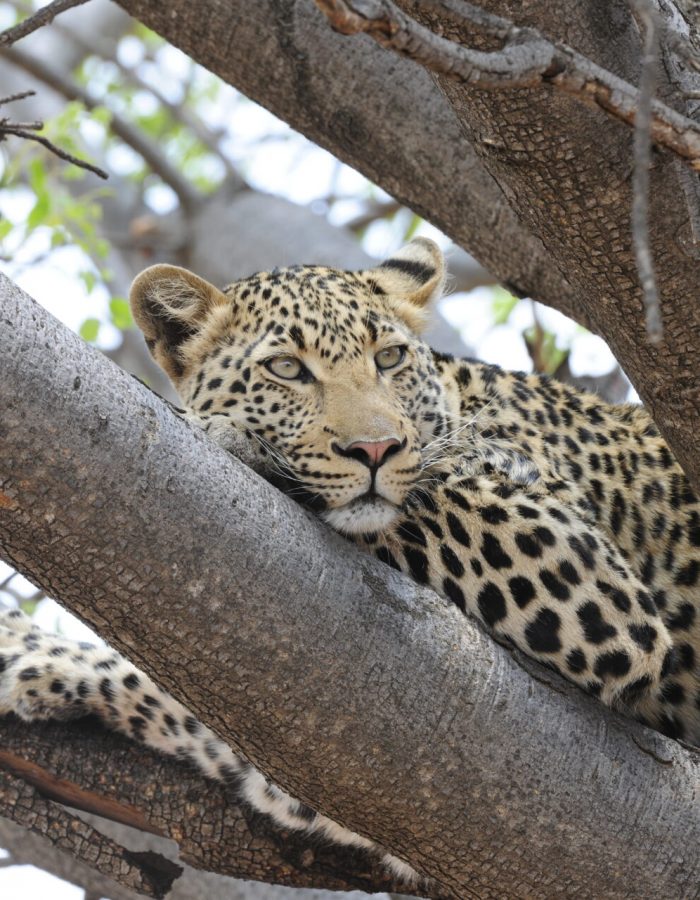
[
  {"x1": 0, "y1": 717, "x2": 403, "y2": 897},
  {"x1": 1, "y1": 277, "x2": 699, "y2": 898},
  {"x1": 112, "y1": 0, "x2": 700, "y2": 494}
]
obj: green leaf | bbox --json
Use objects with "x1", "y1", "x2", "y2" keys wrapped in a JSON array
[
  {"x1": 50, "y1": 229, "x2": 67, "y2": 248},
  {"x1": 0, "y1": 219, "x2": 13, "y2": 242},
  {"x1": 131, "y1": 21, "x2": 164, "y2": 50},
  {"x1": 28, "y1": 157, "x2": 47, "y2": 194},
  {"x1": 90, "y1": 105, "x2": 113, "y2": 127},
  {"x1": 60, "y1": 165, "x2": 89, "y2": 182},
  {"x1": 79, "y1": 318, "x2": 100, "y2": 342},
  {"x1": 79, "y1": 270, "x2": 97, "y2": 294},
  {"x1": 19, "y1": 599, "x2": 39, "y2": 617},
  {"x1": 491, "y1": 287, "x2": 519, "y2": 325},
  {"x1": 109, "y1": 297, "x2": 133, "y2": 330},
  {"x1": 26, "y1": 192, "x2": 50, "y2": 232}
]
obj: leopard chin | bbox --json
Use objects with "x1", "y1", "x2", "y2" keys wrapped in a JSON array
[{"x1": 321, "y1": 495, "x2": 401, "y2": 536}]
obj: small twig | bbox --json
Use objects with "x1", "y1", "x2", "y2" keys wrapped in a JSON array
[
  {"x1": 313, "y1": 0, "x2": 700, "y2": 170},
  {"x1": 0, "y1": 89, "x2": 36, "y2": 106},
  {"x1": 0, "y1": 90, "x2": 108, "y2": 178},
  {"x1": 4, "y1": 119, "x2": 43, "y2": 131},
  {"x1": 0, "y1": 585, "x2": 46, "y2": 605},
  {"x1": 345, "y1": 198, "x2": 402, "y2": 231},
  {"x1": 0, "y1": 0, "x2": 91, "y2": 47},
  {"x1": 1, "y1": 124, "x2": 108, "y2": 179},
  {"x1": 630, "y1": 0, "x2": 663, "y2": 342},
  {"x1": 0, "y1": 570, "x2": 18, "y2": 593}
]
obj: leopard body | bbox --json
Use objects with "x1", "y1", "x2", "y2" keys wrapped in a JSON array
[{"x1": 1, "y1": 239, "x2": 697, "y2": 881}]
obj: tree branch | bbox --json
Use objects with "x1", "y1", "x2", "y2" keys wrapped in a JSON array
[
  {"x1": 316, "y1": 0, "x2": 556, "y2": 86},
  {"x1": 0, "y1": 0, "x2": 91, "y2": 47},
  {"x1": 0, "y1": 89, "x2": 108, "y2": 178},
  {"x1": 314, "y1": 0, "x2": 700, "y2": 168},
  {"x1": 1, "y1": 274, "x2": 698, "y2": 897},
  {"x1": 114, "y1": 0, "x2": 582, "y2": 329},
  {"x1": 0, "y1": 815, "x2": 167, "y2": 900},
  {"x1": 0, "y1": 716, "x2": 406, "y2": 896},
  {"x1": 0, "y1": 753, "x2": 182, "y2": 899},
  {"x1": 630, "y1": 0, "x2": 662, "y2": 341}
]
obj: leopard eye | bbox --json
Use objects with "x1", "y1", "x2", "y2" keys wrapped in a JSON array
[
  {"x1": 375, "y1": 345, "x2": 406, "y2": 371},
  {"x1": 264, "y1": 355, "x2": 305, "y2": 380}
]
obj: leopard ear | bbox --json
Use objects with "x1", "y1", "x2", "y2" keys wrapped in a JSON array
[
  {"x1": 130, "y1": 264, "x2": 227, "y2": 380},
  {"x1": 366, "y1": 238, "x2": 445, "y2": 332}
]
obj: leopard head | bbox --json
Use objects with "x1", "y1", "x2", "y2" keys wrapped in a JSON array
[{"x1": 130, "y1": 238, "x2": 454, "y2": 535}]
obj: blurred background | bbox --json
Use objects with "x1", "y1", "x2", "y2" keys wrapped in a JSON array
[{"x1": 0, "y1": 1, "x2": 637, "y2": 897}]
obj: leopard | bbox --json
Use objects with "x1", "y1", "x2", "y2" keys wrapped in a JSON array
[{"x1": 1, "y1": 238, "x2": 698, "y2": 884}]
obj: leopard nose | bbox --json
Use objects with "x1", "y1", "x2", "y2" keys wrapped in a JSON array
[{"x1": 332, "y1": 437, "x2": 405, "y2": 469}]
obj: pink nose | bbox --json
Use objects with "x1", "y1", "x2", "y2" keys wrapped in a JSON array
[{"x1": 345, "y1": 438, "x2": 402, "y2": 467}]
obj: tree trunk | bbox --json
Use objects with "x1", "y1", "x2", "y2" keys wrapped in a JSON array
[
  {"x1": 112, "y1": 0, "x2": 700, "y2": 494},
  {"x1": 1, "y1": 276, "x2": 698, "y2": 898}
]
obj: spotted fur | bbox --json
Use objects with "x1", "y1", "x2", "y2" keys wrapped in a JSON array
[{"x1": 1, "y1": 239, "x2": 697, "y2": 881}]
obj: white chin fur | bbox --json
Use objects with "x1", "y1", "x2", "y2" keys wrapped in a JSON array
[{"x1": 322, "y1": 497, "x2": 400, "y2": 535}]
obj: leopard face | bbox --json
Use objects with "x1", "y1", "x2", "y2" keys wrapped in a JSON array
[{"x1": 130, "y1": 239, "x2": 456, "y2": 534}]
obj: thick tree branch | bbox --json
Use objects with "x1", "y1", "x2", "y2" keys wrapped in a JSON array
[
  {"x1": 114, "y1": 0, "x2": 581, "y2": 329},
  {"x1": 0, "y1": 817, "x2": 140, "y2": 900},
  {"x1": 314, "y1": 0, "x2": 700, "y2": 168},
  {"x1": 1, "y1": 277, "x2": 699, "y2": 897},
  {"x1": 0, "y1": 717, "x2": 404, "y2": 896}
]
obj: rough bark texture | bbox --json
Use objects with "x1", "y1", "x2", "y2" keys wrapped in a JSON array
[
  {"x1": 1, "y1": 276, "x2": 699, "y2": 898},
  {"x1": 0, "y1": 717, "x2": 403, "y2": 897},
  {"x1": 112, "y1": 0, "x2": 700, "y2": 494},
  {"x1": 0, "y1": 807, "x2": 385, "y2": 900}
]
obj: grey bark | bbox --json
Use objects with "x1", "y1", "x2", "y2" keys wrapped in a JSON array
[
  {"x1": 0, "y1": 717, "x2": 406, "y2": 897},
  {"x1": 1, "y1": 276, "x2": 699, "y2": 899},
  {"x1": 0, "y1": 814, "x2": 389, "y2": 900},
  {"x1": 112, "y1": 0, "x2": 700, "y2": 494}
]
